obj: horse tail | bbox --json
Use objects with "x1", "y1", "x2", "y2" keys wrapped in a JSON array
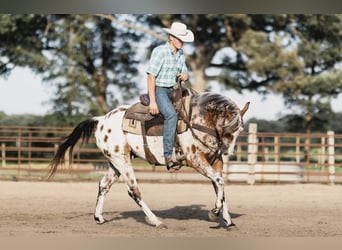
[{"x1": 48, "y1": 118, "x2": 99, "y2": 179}]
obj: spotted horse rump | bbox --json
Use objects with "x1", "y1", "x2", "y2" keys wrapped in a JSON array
[{"x1": 48, "y1": 91, "x2": 249, "y2": 229}]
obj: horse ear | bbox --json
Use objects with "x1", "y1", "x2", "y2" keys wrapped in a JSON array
[{"x1": 240, "y1": 102, "x2": 250, "y2": 117}]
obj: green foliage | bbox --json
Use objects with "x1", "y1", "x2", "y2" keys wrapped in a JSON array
[
  {"x1": 235, "y1": 14, "x2": 342, "y2": 133},
  {"x1": 0, "y1": 14, "x2": 48, "y2": 75},
  {"x1": 246, "y1": 110, "x2": 342, "y2": 133},
  {"x1": 0, "y1": 113, "x2": 46, "y2": 126},
  {"x1": 2, "y1": 14, "x2": 342, "y2": 132},
  {"x1": 1, "y1": 14, "x2": 142, "y2": 119},
  {"x1": 246, "y1": 118, "x2": 286, "y2": 133},
  {"x1": 43, "y1": 15, "x2": 141, "y2": 116}
]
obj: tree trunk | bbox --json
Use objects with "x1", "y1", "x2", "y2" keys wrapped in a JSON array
[
  {"x1": 192, "y1": 67, "x2": 206, "y2": 92},
  {"x1": 66, "y1": 18, "x2": 76, "y2": 117},
  {"x1": 188, "y1": 44, "x2": 209, "y2": 93},
  {"x1": 94, "y1": 74, "x2": 109, "y2": 114},
  {"x1": 304, "y1": 106, "x2": 313, "y2": 163}
]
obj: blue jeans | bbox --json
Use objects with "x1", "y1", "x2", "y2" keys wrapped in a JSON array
[{"x1": 156, "y1": 86, "x2": 178, "y2": 160}]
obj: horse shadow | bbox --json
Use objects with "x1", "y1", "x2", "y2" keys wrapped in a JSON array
[{"x1": 104, "y1": 204, "x2": 244, "y2": 228}]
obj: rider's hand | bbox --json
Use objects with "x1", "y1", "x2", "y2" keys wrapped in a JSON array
[
  {"x1": 149, "y1": 101, "x2": 159, "y2": 115},
  {"x1": 177, "y1": 72, "x2": 189, "y2": 82}
]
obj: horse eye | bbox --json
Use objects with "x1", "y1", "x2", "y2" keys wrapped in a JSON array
[{"x1": 225, "y1": 133, "x2": 233, "y2": 139}]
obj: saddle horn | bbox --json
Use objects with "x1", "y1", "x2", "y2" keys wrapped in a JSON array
[{"x1": 240, "y1": 102, "x2": 250, "y2": 117}]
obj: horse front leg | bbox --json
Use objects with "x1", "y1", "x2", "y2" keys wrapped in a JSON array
[
  {"x1": 206, "y1": 167, "x2": 235, "y2": 229},
  {"x1": 94, "y1": 164, "x2": 119, "y2": 224},
  {"x1": 208, "y1": 180, "x2": 220, "y2": 222}
]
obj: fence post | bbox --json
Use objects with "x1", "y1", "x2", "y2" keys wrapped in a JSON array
[
  {"x1": 327, "y1": 131, "x2": 335, "y2": 185},
  {"x1": 247, "y1": 123, "x2": 258, "y2": 185},
  {"x1": 274, "y1": 136, "x2": 279, "y2": 163},
  {"x1": 296, "y1": 136, "x2": 300, "y2": 163},
  {"x1": 320, "y1": 136, "x2": 326, "y2": 172},
  {"x1": 17, "y1": 128, "x2": 21, "y2": 174},
  {"x1": 1, "y1": 143, "x2": 5, "y2": 167}
]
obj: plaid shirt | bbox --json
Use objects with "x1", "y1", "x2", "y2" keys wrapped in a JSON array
[{"x1": 146, "y1": 42, "x2": 188, "y2": 87}]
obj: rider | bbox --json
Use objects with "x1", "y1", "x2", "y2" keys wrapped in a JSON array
[{"x1": 146, "y1": 21, "x2": 194, "y2": 171}]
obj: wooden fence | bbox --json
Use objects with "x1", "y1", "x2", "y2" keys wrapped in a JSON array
[
  {"x1": 223, "y1": 123, "x2": 342, "y2": 184},
  {"x1": 0, "y1": 125, "x2": 111, "y2": 181},
  {"x1": 0, "y1": 124, "x2": 342, "y2": 184}
]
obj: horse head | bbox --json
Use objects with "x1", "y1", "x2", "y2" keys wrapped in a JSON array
[
  {"x1": 218, "y1": 98, "x2": 249, "y2": 156},
  {"x1": 223, "y1": 100, "x2": 250, "y2": 155},
  {"x1": 192, "y1": 92, "x2": 249, "y2": 156}
]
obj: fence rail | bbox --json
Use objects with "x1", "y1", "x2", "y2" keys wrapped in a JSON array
[{"x1": 1, "y1": 124, "x2": 342, "y2": 184}]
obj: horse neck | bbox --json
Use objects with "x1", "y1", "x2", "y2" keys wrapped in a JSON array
[{"x1": 190, "y1": 93, "x2": 242, "y2": 137}]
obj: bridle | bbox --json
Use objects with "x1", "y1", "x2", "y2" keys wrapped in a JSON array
[{"x1": 175, "y1": 80, "x2": 237, "y2": 165}]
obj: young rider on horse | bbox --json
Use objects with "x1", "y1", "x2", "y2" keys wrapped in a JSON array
[{"x1": 146, "y1": 21, "x2": 195, "y2": 171}]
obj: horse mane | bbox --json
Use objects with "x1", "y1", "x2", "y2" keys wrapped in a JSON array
[
  {"x1": 192, "y1": 92, "x2": 241, "y2": 132},
  {"x1": 197, "y1": 92, "x2": 239, "y2": 115}
]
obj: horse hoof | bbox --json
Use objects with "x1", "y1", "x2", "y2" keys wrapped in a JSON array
[
  {"x1": 226, "y1": 222, "x2": 236, "y2": 231},
  {"x1": 94, "y1": 216, "x2": 106, "y2": 224},
  {"x1": 156, "y1": 223, "x2": 168, "y2": 230},
  {"x1": 208, "y1": 210, "x2": 219, "y2": 222}
]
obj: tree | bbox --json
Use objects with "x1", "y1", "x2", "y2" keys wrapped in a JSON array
[
  {"x1": 330, "y1": 112, "x2": 342, "y2": 134},
  {"x1": 42, "y1": 15, "x2": 141, "y2": 121},
  {"x1": 2, "y1": 14, "x2": 342, "y2": 132},
  {"x1": 284, "y1": 15, "x2": 342, "y2": 133},
  {"x1": 46, "y1": 14, "x2": 342, "y2": 130},
  {"x1": 142, "y1": 15, "x2": 301, "y2": 93},
  {"x1": 0, "y1": 14, "x2": 143, "y2": 123},
  {"x1": 238, "y1": 14, "x2": 342, "y2": 133},
  {"x1": 0, "y1": 14, "x2": 48, "y2": 76}
]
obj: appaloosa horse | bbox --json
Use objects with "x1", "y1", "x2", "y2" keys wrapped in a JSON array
[{"x1": 49, "y1": 92, "x2": 249, "y2": 229}]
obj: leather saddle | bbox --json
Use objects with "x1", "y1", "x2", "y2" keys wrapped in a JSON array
[
  {"x1": 121, "y1": 96, "x2": 191, "y2": 165},
  {"x1": 122, "y1": 95, "x2": 191, "y2": 136}
]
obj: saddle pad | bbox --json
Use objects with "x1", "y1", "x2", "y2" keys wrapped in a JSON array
[
  {"x1": 122, "y1": 117, "x2": 187, "y2": 136},
  {"x1": 122, "y1": 96, "x2": 191, "y2": 136}
]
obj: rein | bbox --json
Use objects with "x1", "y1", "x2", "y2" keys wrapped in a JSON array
[
  {"x1": 191, "y1": 123, "x2": 223, "y2": 164},
  {"x1": 175, "y1": 80, "x2": 223, "y2": 165}
]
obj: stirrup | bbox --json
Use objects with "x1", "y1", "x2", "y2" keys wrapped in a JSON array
[{"x1": 166, "y1": 159, "x2": 181, "y2": 171}]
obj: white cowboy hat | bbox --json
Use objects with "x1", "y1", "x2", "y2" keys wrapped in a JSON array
[{"x1": 163, "y1": 22, "x2": 194, "y2": 42}]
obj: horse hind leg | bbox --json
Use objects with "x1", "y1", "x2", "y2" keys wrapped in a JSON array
[
  {"x1": 94, "y1": 162, "x2": 120, "y2": 224},
  {"x1": 122, "y1": 165, "x2": 166, "y2": 229}
]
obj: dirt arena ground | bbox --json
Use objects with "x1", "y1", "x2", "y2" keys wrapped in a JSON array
[{"x1": 0, "y1": 181, "x2": 341, "y2": 238}]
